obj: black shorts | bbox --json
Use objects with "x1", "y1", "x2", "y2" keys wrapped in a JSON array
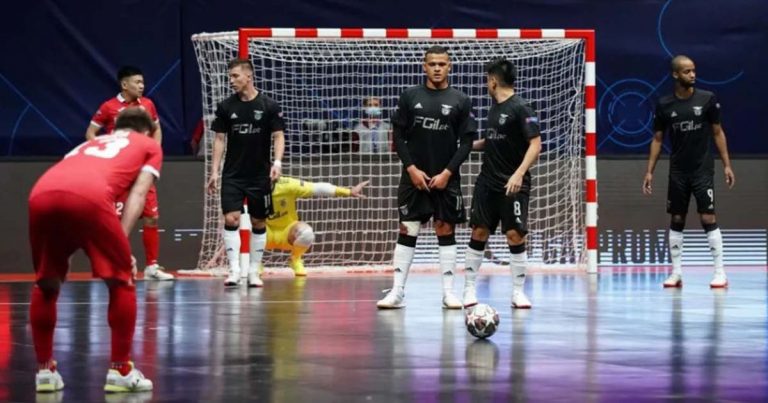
[
  {"x1": 469, "y1": 180, "x2": 529, "y2": 235},
  {"x1": 667, "y1": 173, "x2": 715, "y2": 215},
  {"x1": 221, "y1": 177, "x2": 274, "y2": 219},
  {"x1": 397, "y1": 179, "x2": 466, "y2": 224}
]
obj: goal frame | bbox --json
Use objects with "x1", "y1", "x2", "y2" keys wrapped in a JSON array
[{"x1": 232, "y1": 27, "x2": 598, "y2": 273}]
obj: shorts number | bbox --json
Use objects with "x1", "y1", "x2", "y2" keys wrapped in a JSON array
[
  {"x1": 65, "y1": 134, "x2": 130, "y2": 159},
  {"x1": 514, "y1": 201, "x2": 522, "y2": 217},
  {"x1": 115, "y1": 202, "x2": 124, "y2": 216},
  {"x1": 707, "y1": 189, "x2": 714, "y2": 203}
]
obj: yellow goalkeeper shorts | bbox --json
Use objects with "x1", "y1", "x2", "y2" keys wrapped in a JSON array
[{"x1": 267, "y1": 225, "x2": 292, "y2": 251}]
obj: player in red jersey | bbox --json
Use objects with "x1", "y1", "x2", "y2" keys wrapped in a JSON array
[
  {"x1": 85, "y1": 66, "x2": 173, "y2": 280},
  {"x1": 30, "y1": 108, "x2": 160, "y2": 393}
]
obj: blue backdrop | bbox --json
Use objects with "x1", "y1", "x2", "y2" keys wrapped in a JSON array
[{"x1": 1, "y1": 0, "x2": 765, "y2": 156}]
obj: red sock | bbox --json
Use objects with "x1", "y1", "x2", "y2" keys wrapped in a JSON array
[
  {"x1": 110, "y1": 362, "x2": 133, "y2": 376},
  {"x1": 30, "y1": 286, "x2": 59, "y2": 365},
  {"x1": 142, "y1": 224, "x2": 159, "y2": 266},
  {"x1": 108, "y1": 282, "x2": 137, "y2": 365}
]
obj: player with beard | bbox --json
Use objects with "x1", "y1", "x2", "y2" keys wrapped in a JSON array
[{"x1": 643, "y1": 55, "x2": 735, "y2": 288}]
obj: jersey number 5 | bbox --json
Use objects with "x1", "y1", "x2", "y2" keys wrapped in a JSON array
[{"x1": 66, "y1": 134, "x2": 130, "y2": 159}]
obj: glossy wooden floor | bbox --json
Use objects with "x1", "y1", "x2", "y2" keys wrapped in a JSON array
[{"x1": 0, "y1": 267, "x2": 766, "y2": 402}]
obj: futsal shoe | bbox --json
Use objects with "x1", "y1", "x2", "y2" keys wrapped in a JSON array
[
  {"x1": 290, "y1": 258, "x2": 307, "y2": 277},
  {"x1": 224, "y1": 269, "x2": 241, "y2": 287},
  {"x1": 462, "y1": 285, "x2": 478, "y2": 308},
  {"x1": 104, "y1": 362, "x2": 153, "y2": 393},
  {"x1": 376, "y1": 288, "x2": 405, "y2": 309},
  {"x1": 709, "y1": 271, "x2": 728, "y2": 288},
  {"x1": 144, "y1": 264, "x2": 174, "y2": 281},
  {"x1": 35, "y1": 362, "x2": 64, "y2": 393},
  {"x1": 511, "y1": 290, "x2": 532, "y2": 309},
  {"x1": 247, "y1": 270, "x2": 264, "y2": 288},
  {"x1": 442, "y1": 291, "x2": 463, "y2": 309},
  {"x1": 663, "y1": 273, "x2": 683, "y2": 288}
]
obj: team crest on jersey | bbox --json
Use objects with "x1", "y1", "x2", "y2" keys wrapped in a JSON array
[
  {"x1": 280, "y1": 199, "x2": 287, "y2": 208},
  {"x1": 441, "y1": 104, "x2": 453, "y2": 116},
  {"x1": 499, "y1": 114, "x2": 509, "y2": 125},
  {"x1": 693, "y1": 106, "x2": 702, "y2": 116},
  {"x1": 399, "y1": 204, "x2": 409, "y2": 216},
  {"x1": 254, "y1": 110, "x2": 263, "y2": 120}
]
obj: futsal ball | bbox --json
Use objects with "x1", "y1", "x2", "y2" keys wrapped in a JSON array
[{"x1": 465, "y1": 303, "x2": 500, "y2": 339}]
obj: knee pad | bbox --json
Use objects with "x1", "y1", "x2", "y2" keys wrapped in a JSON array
[
  {"x1": 401, "y1": 221, "x2": 420, "y2": 237},
  {"x1": 294, "y1": 226, "x2": 315, "y2": 247}
]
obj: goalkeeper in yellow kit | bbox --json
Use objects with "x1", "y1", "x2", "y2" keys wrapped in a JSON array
[{"x1": 264, "y1": 176, "x2": 369, "y2": 276}]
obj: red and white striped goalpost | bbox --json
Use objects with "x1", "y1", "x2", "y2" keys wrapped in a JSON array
[{"x1": 234, "y1": 27, "x2": 598, "y2": 273}]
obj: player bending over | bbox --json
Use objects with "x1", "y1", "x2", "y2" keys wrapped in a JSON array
[{"x1": 30, "y1": 108, "x2": 160, "y2": 393}]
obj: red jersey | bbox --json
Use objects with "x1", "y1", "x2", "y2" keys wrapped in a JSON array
[
  {"x1": 30, "y1": 131, "x2": 163, "y2": 212},
  {"x1": 90, "y1": 93, "x2": 160, "y2": 134}
]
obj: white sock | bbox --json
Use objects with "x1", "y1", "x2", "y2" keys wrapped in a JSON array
[
  {"x1": 249, "y1": 230, "x2": 267, "y2": 274},
  {"x1": 464, "y1": 247, "x2": 484, "y2": 288},
  {"x1": 510, "y1": 251, "x2": 527, "y2": 292},
  {"x1": 439, "y1": 244, "x2": 457, "y2": 294},
  {"x1": 392, "y1": 243, "x2": 415, "y2": 292},
  {"x1": 223, "y1": 228, "x2": 241, "y2": 273},
  {"x1": 669, "y1": 230, "x2": 683, "y2": 275},
  {"x1": 706, "y1": 228, "x2": 724, "y2": 273}
]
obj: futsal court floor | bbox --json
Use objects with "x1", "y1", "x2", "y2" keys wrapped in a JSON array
[{"x1": 0, "y1": 266, "x2": 765, "y2": 402}]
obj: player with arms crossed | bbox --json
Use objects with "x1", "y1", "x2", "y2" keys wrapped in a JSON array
[
  {"x1": 261, "y1": 177, "x2": 369, "y2": 276},
  {"x1": 85, "y1": 66, "x2": 173, "y2": 281},
  {"x1": 30, "y1": 108, "x2": 160, "y2": 393},
  {"x1": 206, "y1": 58, "x2": 286, "y2": 288},
  {"x1": 460, "y1": 59, "x2": 541, "y2": 309},
  {"x1": 377, "y1": 45, "x2": 477, "y2": 309},
  {"x1": 643, "y1": 55, "x2": 735, "y2": 288}
]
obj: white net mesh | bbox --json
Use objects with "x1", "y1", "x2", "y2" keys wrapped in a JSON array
[{"x1": 192, "y1": 31, "x2": 586, "y2": 272}]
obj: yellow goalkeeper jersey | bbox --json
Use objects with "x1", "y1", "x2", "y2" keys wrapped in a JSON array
[{"x1": 267, "y1": 176, "x2": 315, "y2": 230}]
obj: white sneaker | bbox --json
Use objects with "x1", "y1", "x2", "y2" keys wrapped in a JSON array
[
  {"x1": 144, "y1": 264, "x2": 174, "y2": 281},
  {"x1": 663, "y1": 273, "x2": 683, "y2": 288},
  {"x1": 512, "y1": 290, "x2": 532, "y2": 309},
  {"x1": 35, "y1": 365, "x2": 64, "y2": 393},
  {"x1": 710, "y1": 271, "x2": 728, "y2": 288},
  {"x1": 104, "y1": 362, "x2": 153, "y2": 393},
  {"x1": 247, "y1": 271, "x2": 263, "y2": 288},
  {"x1": 462, "y1": 285, "x2": 478, "y2": 308},
  {"x1": 376, "y1": 288, "x2": 405, "y2": 309},
  {"x1": 224, "y1": 269, "x2": 241, "y2": 287},
  {"x1": 442, "y1": 291, "x2": 462, "y2": 309}
]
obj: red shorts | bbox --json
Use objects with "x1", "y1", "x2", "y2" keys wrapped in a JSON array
[
  {"x1": 115, "y1": 184, "x2": 159, "y2": 219},
  {"x1": 29, "y1": 191, "x2": 133, "y2": 283}
]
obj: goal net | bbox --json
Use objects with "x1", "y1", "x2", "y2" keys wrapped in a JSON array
[{"x1": 191, "y1": 28, "x2": 596, "y2": 274}]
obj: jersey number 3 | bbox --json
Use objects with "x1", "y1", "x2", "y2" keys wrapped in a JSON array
[{"x1": 66, "y1": 134, "x2": 130, "y2": 159}]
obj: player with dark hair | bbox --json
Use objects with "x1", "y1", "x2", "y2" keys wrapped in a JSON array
[
  {"x1": 206, "y1": 58, "x2": 286, "y2": 287},
  {"x1": 85, "y1": 65, "x2": 173, "y2": 281},
  {"x1": 30, "y1": 108, "x2": 160, "y2": 393},
  {"x1": 461, "y1": 58, "x2": 542, "y2": 309},
  {"x1": 643, "y1": 55, "x2": 735, "y2": 288},
  {"x1": 377, "y1": 45, "x2": 477, "y2": 309}
]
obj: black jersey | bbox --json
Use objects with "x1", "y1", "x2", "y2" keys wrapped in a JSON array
[
  {"x1": 653, "y1": 89, "x2": 720, "y2": 175},
  {"x1": 391, "y1": 84, "x2": 477, "y2": 179},
  {"x1": 211, "y1": 92, "x2": 285, "y2": 180},
  {"x1": 478, "y1": 94, "x2": 541, "y2": 192}
]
